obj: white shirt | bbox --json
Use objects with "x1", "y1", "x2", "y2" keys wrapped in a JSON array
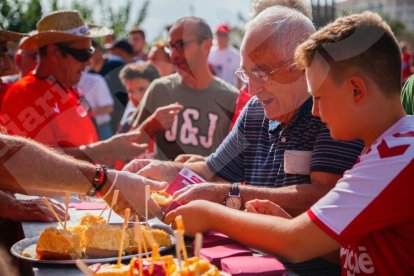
[
  {"x1": 77, "y1": 72, "x2": 114, "y2": 126},
  {"x1": 208, "y1": 45, "x2": 240, "y2": 86}
]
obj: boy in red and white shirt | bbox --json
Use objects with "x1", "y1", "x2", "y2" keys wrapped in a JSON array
[{"x1": 164, "y1": 10, "x2": 414, "y2": 275}]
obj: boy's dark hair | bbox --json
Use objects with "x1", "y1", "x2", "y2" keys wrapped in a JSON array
[{"x1": 119, "y1": 62, "x2": 160, "y2": 83}]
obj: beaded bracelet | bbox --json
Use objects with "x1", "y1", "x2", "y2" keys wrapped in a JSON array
[{"x1": 86, "y1": 164, "x2": 108, "y2": 197}]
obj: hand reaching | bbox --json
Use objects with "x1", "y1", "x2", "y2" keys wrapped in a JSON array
[
  {"x1": 245, "y1": 199, "x2": 292, "y2": 218},
  {"x1": 0, "y1": 193, "x2": 67, "y2": 222}
]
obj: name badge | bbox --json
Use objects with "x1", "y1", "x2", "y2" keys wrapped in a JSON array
[{"x1": 284, "y1": 150, "x2": 312, "y2": 175}]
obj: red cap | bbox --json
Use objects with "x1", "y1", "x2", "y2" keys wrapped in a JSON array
[{"x1": 216, "y1": 24, "x2": 230, "y2": 33}]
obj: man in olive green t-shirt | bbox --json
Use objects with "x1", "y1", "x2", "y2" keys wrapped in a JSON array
[{"x1": 132, "y1": 17, "x2": 238, "y2": 160}]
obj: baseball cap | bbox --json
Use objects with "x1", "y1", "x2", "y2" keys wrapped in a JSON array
[{"x1": 216, "y1": 24, "x2": 230, "y2": 33}]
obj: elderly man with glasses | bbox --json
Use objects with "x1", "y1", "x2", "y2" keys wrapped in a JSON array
[
  {"x1": 128, "y1": 6, "x2": 364, "y2": 273},
  {"x1": 130, "y1": 6, "x2": 363, "y2": 215},
  {"x1": 130, "y1": 17, "x2": 239, "y2": 161}
]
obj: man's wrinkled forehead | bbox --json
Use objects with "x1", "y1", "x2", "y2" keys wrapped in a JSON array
[{"x1": 240, "y1": 27, "x2": 281, "y2": 67}]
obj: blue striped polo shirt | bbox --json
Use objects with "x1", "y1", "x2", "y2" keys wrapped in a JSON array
[{"x1": 207, "y1": 97, "x2": 364, "y2": 186}]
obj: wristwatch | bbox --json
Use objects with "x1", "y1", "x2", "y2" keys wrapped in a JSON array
[{"x1": 224, "y1": 183, "x2": 242, "y2": 210}]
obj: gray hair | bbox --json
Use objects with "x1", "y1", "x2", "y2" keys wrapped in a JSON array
[
  {"x1": 250, "y1": 0, "x2": 313, "y2": 20},
  {"x1": 244, "y1": 5, "x2": 315, "y2": 62}
]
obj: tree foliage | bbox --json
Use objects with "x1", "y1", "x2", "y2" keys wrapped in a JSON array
[
  {"x1": 0, "y1": 0, "x2": 42, "y2": 33},
  {"x1": 0, "y1": 0, "x2": 150, "y2": 38}
]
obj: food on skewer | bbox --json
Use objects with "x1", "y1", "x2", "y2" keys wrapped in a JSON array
[
  {"x1": 68, "y1": 213, "x2": 107, "y2": 248},
  {"x1": 129, "y1": 255, "x2": 176, "y2": 276},
  {"x1": 36, "y1": 227, "x2": 82, "y2": 260},
  {"x1": 79, "y1": 213, "x2": 107, "y2": 227},
  {"x1": 89, "y1": 263, "x2": 130, "y2": 276},
  {"x1": 171, "y1": 256, "x2": 220, "y2": 276},
  {"x1": 126, "y1": 226, "x2": 172, "y2": 254},
  {"x1": 84, "y1": 224, "x2": 131, "y2": 258},
  {"x1": 151, "y1": 191, "x2": 173, "y2": 208}
]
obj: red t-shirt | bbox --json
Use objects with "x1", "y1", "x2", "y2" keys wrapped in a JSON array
[
  {"x1": 229, "y1": 85, "x2": 252, "y2": 130},
  {"x1": 402, "y1": 51, "x2": 413, "y2": 82},
  {"x1": 1, "y1": 73, "x2": 98, "y2": 147},
  {"x1": 308, "y1": 116, "x2": 414, "y2": 275},
  {"x1": 0, "y1": 80, "x2": 11, "y2": 109}
]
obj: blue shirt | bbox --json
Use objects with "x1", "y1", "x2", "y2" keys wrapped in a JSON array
[{"x1": 207, "y1": 97, "x2": 364, "y2": 186}]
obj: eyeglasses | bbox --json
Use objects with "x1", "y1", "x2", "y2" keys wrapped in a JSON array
[
  {"x1": 235, "y1": 63, "x2": 294, "y2": 83},
  {"x1": 56, "y1": 44, "x2": 95, "y2": 62},
  {"x1": 166, "y1": 39, "x2": 199, "y2": 52}
]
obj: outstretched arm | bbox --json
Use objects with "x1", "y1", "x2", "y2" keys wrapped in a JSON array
[
  {"x1": 62, "y1": 131, "x2": 148, "y2": 163},
  {"x1": 165, "y1": 200, "x2": 339, "y2": 263},
  {"x1": 0, "y1": 134, "x2": 167, "y2": 218},
  {"x1": 173, "y1": 171, "x2": 340, "y2": 216},
  {"x1": 0, "y1": 134, "x2": 96, "y2": 194}
]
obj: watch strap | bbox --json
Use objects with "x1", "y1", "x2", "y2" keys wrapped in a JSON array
[{"x1": 229, "y1": 182, "x2": 240, "y2": 196}]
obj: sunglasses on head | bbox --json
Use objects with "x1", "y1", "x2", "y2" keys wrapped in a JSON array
[{"x1": 56, "y1": 44, "x2": 95, "y2": 62}]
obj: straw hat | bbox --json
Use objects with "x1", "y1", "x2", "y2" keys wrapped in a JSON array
[
  {"x1": 0, "y1": 29, "x2": 27, "y2": 42},
  {"x1": 20, "y1": 10, "x2": 113, "y2": 50}
]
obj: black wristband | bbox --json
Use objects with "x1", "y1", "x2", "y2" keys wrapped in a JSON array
[{"x1": 86, "y1": 164, "x2": 108, "y2": 197}]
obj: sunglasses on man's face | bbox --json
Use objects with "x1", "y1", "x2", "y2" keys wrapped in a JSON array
[{"x1": 56, "y1": 44, "x2": 95, "y2": 62}]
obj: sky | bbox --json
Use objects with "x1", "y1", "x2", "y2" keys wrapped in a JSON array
[
  {"x1": 128, "y1": 0, "x2": 252, "y2": 42},
  {"x1": 41, "y1": 0, "x2": 253, "y2": 43}
]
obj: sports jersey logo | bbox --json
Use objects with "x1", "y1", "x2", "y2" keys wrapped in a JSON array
[{"x1": 341, "y1": 246, "x2": 375, "y2": 275}]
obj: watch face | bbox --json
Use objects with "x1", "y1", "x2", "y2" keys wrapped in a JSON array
[{"x1": 225, "y1": 196, "x2": 242, "y2": 210}]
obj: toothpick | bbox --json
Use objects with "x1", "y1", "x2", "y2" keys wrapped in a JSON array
[
  {"x1": 98, "y1": 204, "x2": 109, "y2": 217},
  {"x1": 145, "y1": 231, "x2": 160, "y2": 260},
  {"x1": 63, "y1": 192, "x2": 70, "y2": 231},
  {"x1": 107, "y1": 190, "x2": 119, "y2": 223},
  {"x1": 135, "y1": 216, "x2": 150, "y2": 259},
  {"x1": 175, "y1": 215, "x2": 188, "y2": 261},
  {"x1": 133, "y1": 217, "x2": 143, "y2": 276},
  {"x1": 194, "y1": 233, "x2": 203, "y2": 276},
  {"x1": 42, "y1": 197, "x2": 64, "y2": 229},
  {"x1": 75, "y1": 259, "x2": 93, "y2": 276},
  {"x1": 174, "y1": 230, "x2": 182, "y2": 272},
  {"x1": 175, "y1": 215, "x2": 185, "y2": 233},
  {"x1": 144, "y1": 231, "x2": 159, "y2": 275},
  {"x1": 145, "y1": 185, "x2": 150, "y2": 224},
  {"x1": 117, "y1": 208, "x2": 130, "y2": 266}
]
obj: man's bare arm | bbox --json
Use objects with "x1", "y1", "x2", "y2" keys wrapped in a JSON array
[
  {"x1": 0, "y1": 134, "x2": 95, "y2": 194},
  {"x1": 174, "y1": 171, "x2": 341, "y2": 216}
]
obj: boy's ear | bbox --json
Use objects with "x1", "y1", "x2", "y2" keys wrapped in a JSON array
[{"x1": 348, "y1": 76, "x2": 367, "y2": 103}]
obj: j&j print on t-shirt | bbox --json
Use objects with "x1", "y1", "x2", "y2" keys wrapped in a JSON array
[{"x1": 165, "y1": 108, "x2": 218, "y2": 149}]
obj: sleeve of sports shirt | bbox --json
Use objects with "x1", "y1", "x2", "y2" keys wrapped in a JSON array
[
  {"x1": 310, "y1": 124, "x2": 364, "y2": 175},
  {"x1": 308, "y1": 129, "x2": 414, "y2": 244},
  {"x1": 206, "y1": 99, "x2": 250, "y2": 182}
]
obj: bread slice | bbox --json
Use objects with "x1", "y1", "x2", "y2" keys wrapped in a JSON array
[
  {"x1": 84, "y1": 224, "x2": 130, "y2": 258},
  {"x1": 127, "y1": 225, "x2": 171, "y2": 254},
  {"x1": 151, "y1": 191, "x2": 173, "y2": 207},
  {"x1": 79, "y1": 213, "x2": 106, "y2": 227},
  {"x1": 36, "y1": 227, "x2": 82, "y2": 260}
]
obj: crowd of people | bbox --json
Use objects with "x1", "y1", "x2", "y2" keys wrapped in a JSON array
[{"x1": 0, "y1": 0, "x2": 413, "y2": 275}]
